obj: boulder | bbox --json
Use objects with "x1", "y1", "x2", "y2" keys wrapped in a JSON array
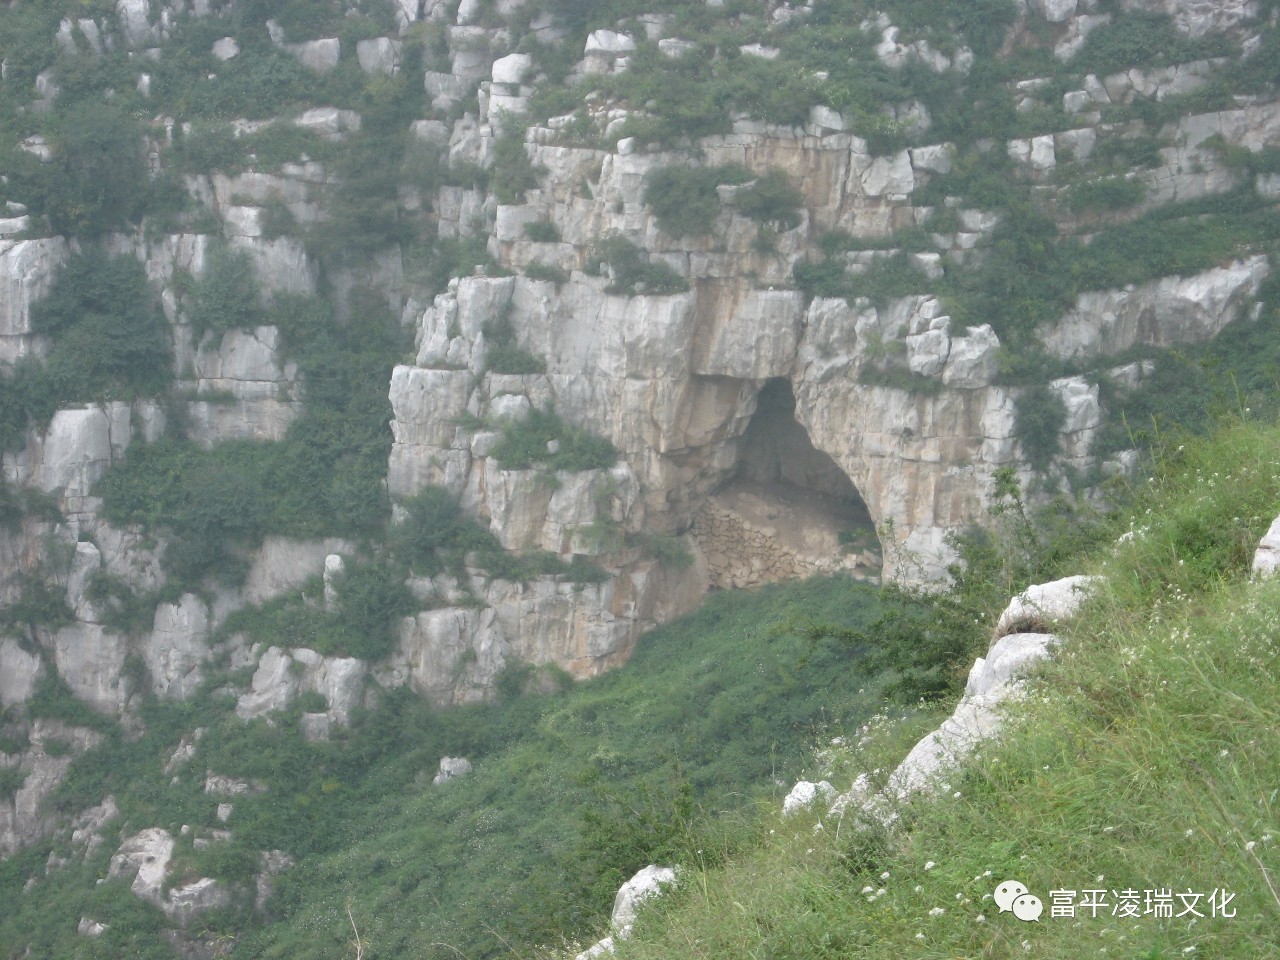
[
  {"x1": 612, "y1": 864, "x2": 678, "y2": 933},
  {"x1": 432, "y1": 756, "x2": 473, "y2": 784},
  {"x1": 585, "y1": 31, "x2": 636, "y2": 56},
  {"x1": 1252, "y1": 516, "x2": 1280, "y2": 578},
  {"x1": 144, "y1": 594, "x2": 211, "y2": 700},
  {"x1": 212, "y1": 37, "x2": 238, "y2": 60},
  {"x1": 492, "y1": 52, "x2": 532, "y2": 85},
  {"x1": 782, "y1": 779, "x2": 837, "y2": 816},
  {"x1": 108, "y1": 828, "x2": 175, "y2": 906},
  {"x1": 994, "y1": 575, "x2": 1102, "y2": 638},
  {"x1": 965, "y1": 632, "x2": 1060, "y2": 698}
]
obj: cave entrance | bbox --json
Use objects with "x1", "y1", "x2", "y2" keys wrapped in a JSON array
[{"x1": 694, "y1": 378, "x2": 880, "y2": 589}]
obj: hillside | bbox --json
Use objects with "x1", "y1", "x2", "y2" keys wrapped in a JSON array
[
  {"x1": 571, "y1": 416, "x2": 1280, "y2": 960},
  {"x1": 0, "y1": 0, "x2": 1279, "y2": 957}
]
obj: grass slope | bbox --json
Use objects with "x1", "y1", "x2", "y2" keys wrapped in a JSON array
[
  {"x1": 1, "y1": 576, "x2": 893, "y2": 960},
  {"x1": 578, "y1": 418, "x2": 1280, "y2": 960}
]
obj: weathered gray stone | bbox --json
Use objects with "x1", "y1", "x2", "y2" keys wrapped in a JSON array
[
  {"x1": 782, "y1": 780, "x2": 837, "y2": 816},
  {"x1": 293, "y1": 107, "x2": 361, "y2": 140},
  {"x1": 144, "y1": 594, "x2": 210, "y2": 700},
  {"x1": 116, "y1": 0, "x2": 154, "y2": 47},
  {"x1": 432, "y1": 756, "x2": 472, "y2": 784},
  {"x1": 285, "y1": 38, "x2": 340, "y2": 72},
  {"x1": 0, "y1": 639, "x2": 42, "y2": 709},
  {"x1": 1032, "y1": 0, "x2": 1077, "y2": 22},
  {"x1": 108, "y1": 828, "x2": 175, "y2": 906},
  {"x1": 242, "y1": 537, "x2": 354, "y2": 605},
  {"x1": 1042, "y1": 256, "x2": 1269, "y2": 360},
  {"x1": 0, "y1": 238, "x2": 69, "y2": 363},
  {"x1": 1252, "y1": 516, "x2": 1280, "y2": 578},
  {"x1": 612, "y1": 864, "x2": 678, "y2": 932},
  {"x1": 585, "y1": 30, "x2": 636, "y2": 56},
  {"x1": 941, "y1": 324, "x2": 1000, "y2": 388},
  {"x1": 965, "y1": 632, "x2": 1060, "y2": 698},
  {"x1": 994, "y1": 575, "x2": 1102, "y2": 638},
  {"x1": 52, "y1": 624, "x2": 130, "y2": 715},
  {"x1": 166, "y1": 877, "x2": 230, "y2": 925},
  {"x1": 357, "y1": 37, "x2": 401, "y2": 75}
]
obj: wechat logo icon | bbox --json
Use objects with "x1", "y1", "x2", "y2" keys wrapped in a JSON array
[{"x1": 994, "y1": 880, "x2": 1043, "y2": 922}]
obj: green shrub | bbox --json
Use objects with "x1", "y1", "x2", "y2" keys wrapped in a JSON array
[
  {"x1": 0, "y1": 767, "x2": 26, "y2": 801},
  {"x1": 522, "y1": 220, "x2": 562, "y2": 242},
  {"x1": 1090, "y1": 133, "x2": 1164, "y2": 171},
  {"x1": 393, "y1": 487, "x2": 498, "y2": 577},
  {"x1": 492, "y1": 124, "x2": 544, "y2": 205},
  {"x1": 734, "y1": 170, "x2": 804, "y2": 230},
  {"x1": 491, "y1": 408, "x2": 618, "y2": 472},
  {"x1": 482, "y1": 315, "x2": 547, "y2": 374},
  {"x1": 0, "y1": 574, "x2": 75, "y2": 633},
  {"x1": 1015, "y1": 382, "x2": 1067, "y2": 472},
  {"x1": 629, "y1": 533, "x2": 695, "y2": 569},
  {"x1": 643, "y1": 164, "x2": 750, "y2": 238},
  {"x1": 330, "y1": 562, "x2": 416, "y2": 659},
  {"x1": 0, "y1": 479, "x2": 62, "y2": 532},
  {"x1": 1066, "y1": 176, "x2": 1146, "y2": 214},
  {"x1": 523, "y1": 261, "x2": 570, "y2": 285},
  {"x1": 188, "y1": 244, "x2": 263, "y2": 337},
  {"x1": 591, "y1": 236, "x2": 689, "y2": 295},
  {"x1": 27, "y1": 670, "x2": 117, "y2": 733},
  {"x1": 87, "y1": 572, "x2": 160, "y2": 637},
  {"x1": 0, "y1": 249, "x2": 173, "y2": 450},
  {"x1": 38, "y1": 102, "x2": 150, "y2": 237},
  {"x1": 1075, "y1": 11, "x2": 1233, "y2": 77}
]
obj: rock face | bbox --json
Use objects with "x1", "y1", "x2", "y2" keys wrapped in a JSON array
[
  {"x1": 1040, "y1": 257, "x2": 1269, "y2": 360},
  {"x1": 108, "y1": 828, "x2": 231, "y2": 923},
  {"x1": 0, "y1": 238, "x2": 69, "y2": 363}
]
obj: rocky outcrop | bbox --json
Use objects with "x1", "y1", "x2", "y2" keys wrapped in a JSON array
[
  {"x1": 1, "y1": 720, "x2": 104, "y2": 855},
  {"x1": 4, "y1": 401, "x2": 165, "y2": 517},
  {"x1": 432, "y1": 756, "x2": 472, "y2": 784},
  {"x1": 814, "y1": 575, "x2": 1101, "y2": 829},
  {"x1": 1119, "y1": 0, "x2": 1260, "y2": 38},
  {"x1": 108, "y1": 827, "x2": 231, "y2": 923},
  {"x1": 1040, "y1": 256, "x2": 1269, "y2": 360},
  {"x1": 235, "y1": 646, "x2": 367, "y2": 724},
  {"x1": 574, "y1": 864, "x2": 679, "y2": 959},
  {"x1": 177, "y1": 326, "x2": 303, "y2": 446}
]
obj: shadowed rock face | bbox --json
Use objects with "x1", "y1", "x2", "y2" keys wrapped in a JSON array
[{"x1": 695, "y1": 378, "x2": 879, "y2": 590}]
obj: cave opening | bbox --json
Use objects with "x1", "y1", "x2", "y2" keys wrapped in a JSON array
[{"x1": 694, "y1": 378, "x2": 880, "y2": 589}]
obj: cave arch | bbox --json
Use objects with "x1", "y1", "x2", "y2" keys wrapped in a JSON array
[{"x1": 693, "y1": 378, "x2": 879, "y2": 589}]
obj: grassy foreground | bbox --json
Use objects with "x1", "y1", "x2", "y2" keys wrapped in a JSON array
[{"x1": 574, "y1": 418, "x2": 1280, "y2": 960}]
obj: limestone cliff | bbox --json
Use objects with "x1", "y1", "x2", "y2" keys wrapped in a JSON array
[{"x1": 0, "y1": 0, "x2": 1277, "y2": 873}]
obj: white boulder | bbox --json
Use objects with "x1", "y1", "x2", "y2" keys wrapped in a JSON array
[
  {"x1": 432, "y1": 756, "x2": 473, "y2": 784},
  {"x1": 994, "y1": 575, "x2": 1102, "y2": 639},
  {"x1": 1252, "y1": 516, "x2": 1280, "y2": 578},
  {"x1": 783, "y1": 779, "x2": 837, "y2": 816}
]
